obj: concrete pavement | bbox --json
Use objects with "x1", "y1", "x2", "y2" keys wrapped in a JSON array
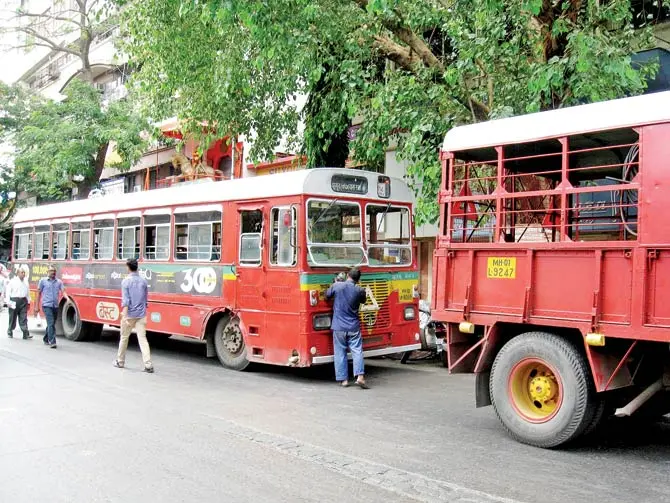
[{"x1": 1, "y1": 312, "x2": 669, "y2": 503}]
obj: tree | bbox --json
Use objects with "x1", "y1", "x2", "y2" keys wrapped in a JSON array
[
  {"x1": 1, "y1": 0, "x2": 116, "y2": 83},
  {"x1": 121, "y1": 0, "x2": 655, "y2": 224},
  {"x1": 0, "y1": 81, "x2": 41, "y2": 222},
  {"x1": 3, "y1": 79, "x2": 150, "y2": 201}
]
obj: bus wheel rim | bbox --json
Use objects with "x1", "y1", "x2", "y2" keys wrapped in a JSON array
[
  {"x1": 507, "y1": 358, "x2": 563, "y2": 423},
  {"x1": 222, "y1": 323, "x2": 243, "y2": 355}
]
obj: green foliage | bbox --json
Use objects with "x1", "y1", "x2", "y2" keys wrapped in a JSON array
[
  {"x1": 121, "y1": 0, "x2": 655, "y2": 225},
  {"x1": 4, "y1": 80, "x2": 150, "y2": 201}
]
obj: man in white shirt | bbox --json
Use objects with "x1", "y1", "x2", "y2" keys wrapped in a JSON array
[{"x1": 6, "y1": 268, "x2": 32, "y2": 339}]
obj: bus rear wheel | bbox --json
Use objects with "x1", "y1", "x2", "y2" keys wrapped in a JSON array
[
  {"x1": 490, "y1": 332, "x2": 595, "y2": 448},
  {"x1": 61, "y1": 299, "x2": 102, "y2": 342},
  {"x1": 213, "y1": 316, "x2": 250, "y2": 371}
]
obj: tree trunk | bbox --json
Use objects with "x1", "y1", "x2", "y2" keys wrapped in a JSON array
[{"x1": 77, "y1": 141, "x2": 109, "y2": 199}]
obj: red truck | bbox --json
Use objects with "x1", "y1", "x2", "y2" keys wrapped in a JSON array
[{"x1": 432, "y1": 91, "x2": 670, "y2": 447}]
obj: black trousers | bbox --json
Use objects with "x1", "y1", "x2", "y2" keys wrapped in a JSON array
[{"x1": 8, "y1": 297, "x2": 29, "y2": 338}]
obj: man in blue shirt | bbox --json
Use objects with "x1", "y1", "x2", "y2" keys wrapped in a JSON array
[
  {"x1": 34, "y1": 265, "x2": 67, "y2": 348},
  {"x1": 325, "y1": 267, "x2": 368, "y2": 388},
  {"x1": 114, "y1": 258, "x2": 154, "y2": 373}
]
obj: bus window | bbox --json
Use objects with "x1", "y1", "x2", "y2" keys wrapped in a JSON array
[
  {"x1": 72, "y1": 222, "x2": 91, "y2": 260},
  {"x1": 366, "y1": 204, "x2": 412, "y2": 266},
  {"x1": 34, "y1": 225, "x2": 50, "y2": 260},
  {"x1": 306, "y1": 199, "x2": 365, "y2": 266},
  {"x1": 239, "y1": 210, "x2": 262, "y2": 265},
  {"x1": 117, "y1": 217, "x2": 140, "y2": 260},
  {"x1": 144, "y1": 214, "x2": 170, "y2": 261},
  {"x1": 174, "y1": 210, "x2": 222, "y2": 261},
  {"x1": 93, "y1": 219, "x2": 114, "y2": 260},
  {"x1": 13, "y1": 227, "x2": 33, "y2": 260},
  {"x1": 270, "y1": 207, "x2": 296, "y2": 266},
  {"x1": 51, "y1": 223, "x2": 69, "y2": 260}
]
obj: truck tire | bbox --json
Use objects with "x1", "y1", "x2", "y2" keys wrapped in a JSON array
[
  {"x1": 581, "y1": 398, "x2": 608, "y2": 437},
  {"x1": 490, "y1": 332, "x2": 595, "y2": 448},
  {"x1": 213, "y1": 316, "x2": 250, "y2": 371}
]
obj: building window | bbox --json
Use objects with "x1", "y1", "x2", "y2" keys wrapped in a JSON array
[
  {"x1": 174, "y1": 210, "x2": 222, "y2": 261},
  {"x1": 144, "y1": 214, "x2": 171, "y2": 261},
  {"x1": 124, "y1": 175, "x2": 137, "y2": 193}
]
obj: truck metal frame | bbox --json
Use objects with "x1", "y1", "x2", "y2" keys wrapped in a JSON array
[{"x1": 433, "y1": 91, "x2": 670, "y2": 447}]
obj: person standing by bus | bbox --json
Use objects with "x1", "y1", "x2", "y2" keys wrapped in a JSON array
[
  {"x1": 113, "y1": 258, "x2": 154, "y2": 373},
  {"x1": 34, "y1": 265, "x2": 67, "y2": 348},
  {"x1": 325, "y1": 267, "x2": 368, "y2": 389},
  {"x1": 6, "y1": 268, "x2": 32, "y2": 339}
]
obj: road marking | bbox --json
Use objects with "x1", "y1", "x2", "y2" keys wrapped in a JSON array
[{"x1": 203, "y1": 413, "x2": 526, "y2": 503}]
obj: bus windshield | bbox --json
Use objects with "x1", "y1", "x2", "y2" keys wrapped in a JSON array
[
  {"x1": 366, "y1": 204, "x2": 412, "y2": 266},
  {"x1": 307, "y1": 199, "x2": 366, "y2": 266}
]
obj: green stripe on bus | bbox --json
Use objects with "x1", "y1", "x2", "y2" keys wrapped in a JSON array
[{"x1": 300, "y1": 271, "x2": 418, "y2": 285}]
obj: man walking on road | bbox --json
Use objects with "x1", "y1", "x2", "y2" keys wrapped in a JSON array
[
  {"x1": 34, "y1": 265, "x2": 67, "y2": 348},
  {"x1": 114, "y1": 258, "x2": 154, "y2": 373},
  {"x1": 6, "y1": 268, "x2": 32, "y2": 339},
  {"x1": 325, "y1": 267, "x2": 368, "y2": 389}
]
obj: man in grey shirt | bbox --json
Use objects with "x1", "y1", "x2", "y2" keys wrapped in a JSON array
[{"x1": 113, "y1": 258, "x2": 154, "y2": 373}]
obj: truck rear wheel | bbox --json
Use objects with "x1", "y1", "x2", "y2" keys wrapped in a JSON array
[
  {"x1": 213, "y1": 316, "x2": 250, "y2": 371},
  {"x1": 490, "y1": 332, "x2": 595, "y2": 448}
]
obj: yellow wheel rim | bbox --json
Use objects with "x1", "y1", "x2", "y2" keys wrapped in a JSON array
[{"x1": 508, "y1": 358, "x2": 562, "y2": 423}]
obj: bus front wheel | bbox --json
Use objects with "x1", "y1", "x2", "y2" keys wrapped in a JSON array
[
  {"x1": 489, "y1": 331, "x2": 596, "y2": 448},
  {"x1": 213, "y1": 316, "x2": 250, "y2": 371}
]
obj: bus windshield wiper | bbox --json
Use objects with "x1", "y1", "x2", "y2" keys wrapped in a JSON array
[
  {"x1": 311, "y1": 198, "x2": 339, "y2": 229},
  {"x1": 377, "y1": 203, "x2": 392, "y2": 233}
]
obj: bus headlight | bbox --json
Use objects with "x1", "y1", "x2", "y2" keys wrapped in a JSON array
[
  {"x1": 404, "y1": 306, "x2": 416, "y2": 320},
  {"x1": 313, "y1": 314, "x2": 332, "y2": 330}
]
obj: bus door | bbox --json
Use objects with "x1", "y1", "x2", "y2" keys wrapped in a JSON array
[
  {"x1": 264, "y1": 205, "x2": 301, "y2": 361},
  {"x1": 236, "y1": 204, "x2": 267, "y2": 349}
]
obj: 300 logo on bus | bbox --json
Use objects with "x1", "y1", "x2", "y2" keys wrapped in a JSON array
[{"x1": 179, "y1": 268, "x2": 217, "y2": 294}]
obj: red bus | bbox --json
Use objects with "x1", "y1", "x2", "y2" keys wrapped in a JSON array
[
  {"x1": 12, "y1": 168, "x2": 421, "y2": 370},
  {"x1": 433, "y1": 91, "x2": 670, "y2": 447}
]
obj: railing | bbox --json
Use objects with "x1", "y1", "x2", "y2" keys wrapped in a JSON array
[
  {"x1": 446, "y1": 139, "x2": 640, "y2": 243},
  {"x1": 156, "y1": 172, "x2": 230, "y2": 189}
]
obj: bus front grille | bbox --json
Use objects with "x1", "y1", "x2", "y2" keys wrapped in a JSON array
[{"x1": 359, "y1": 278, "x2": 391, "y2": 330}]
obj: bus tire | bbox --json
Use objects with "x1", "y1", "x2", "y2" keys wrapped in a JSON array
[
  {"x1": 213, "y1": 316, "x2": 250, "y2": 371},
  {"x1": 84, "y1": 322, "x2": 103, "y2": 342},
  {"x1": 489, "y1": 331, "x2": 595, "y2": 448},
  {"x1": 61, "y1": 299, "x2": 89, "y2": 342},
  {"x1": 146, "y1": 331, "x2": 171, "y2": 346}
]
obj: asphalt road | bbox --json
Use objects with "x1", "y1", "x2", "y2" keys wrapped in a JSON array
[{"x1": 1, "y1": 313, "x2": 669, "y2": 503}]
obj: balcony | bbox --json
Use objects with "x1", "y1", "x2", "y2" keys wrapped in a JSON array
[{"x1": 156, "y1": 172, "x2": 231, "y2": 189}]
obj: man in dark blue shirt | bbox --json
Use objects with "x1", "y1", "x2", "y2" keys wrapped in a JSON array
[{"x1": 325, "y1": 267, "x2": 368, "y2": 388}]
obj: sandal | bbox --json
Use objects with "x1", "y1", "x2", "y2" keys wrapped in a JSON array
[{"x1": 355, "y1": 381, "x2": 369, "y2": 390}]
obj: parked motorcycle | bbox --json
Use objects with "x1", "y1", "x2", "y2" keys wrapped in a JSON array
[{"x1": 400, "y1": 299, "x2": 446, "y2": 363}]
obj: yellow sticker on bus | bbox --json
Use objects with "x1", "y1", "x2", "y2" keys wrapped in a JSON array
[{"x1": 486, "y1": 257, "x2": 516, "y2": 279}]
